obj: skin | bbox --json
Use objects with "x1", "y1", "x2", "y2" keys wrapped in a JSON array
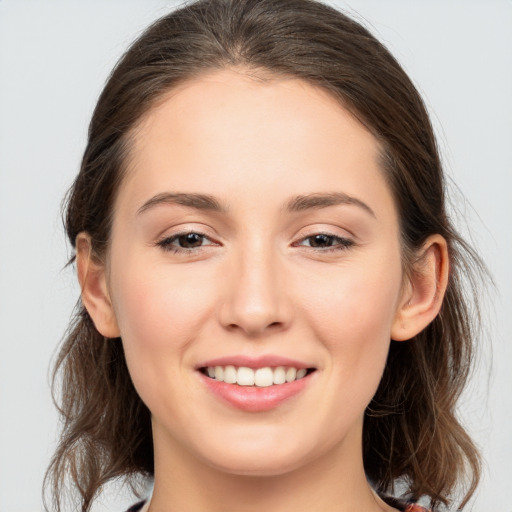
[{"x1": 77, "y1": 68, "x2": 448, "y2": 512}]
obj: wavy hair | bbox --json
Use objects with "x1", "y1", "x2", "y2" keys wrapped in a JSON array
[{"x1": 45, "y1": 1, "x2": 487, "y2": 510}]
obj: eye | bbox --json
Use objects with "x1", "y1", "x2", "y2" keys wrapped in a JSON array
[
  {"x1": 156, "y1": 231, "x2": 216, "y2": 254},
  {"x1": 295, "y1": 233, "x2": 354, "y2": 252}
]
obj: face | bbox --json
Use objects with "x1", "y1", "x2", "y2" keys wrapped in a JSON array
[{"x1": 103, "y1": 68, "x2": 407, "y2": 476}]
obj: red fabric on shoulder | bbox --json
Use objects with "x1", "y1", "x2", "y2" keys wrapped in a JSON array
[{"x1": 405, "y1": 504, "x2": 430, "y2": 512}]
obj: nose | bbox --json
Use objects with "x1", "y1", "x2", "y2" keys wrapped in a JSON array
[{"x1": 217, "y1": 244, "x2": 293, "y2": 337}]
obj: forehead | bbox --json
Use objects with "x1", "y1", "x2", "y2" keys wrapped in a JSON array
[
  {"x1": 131, "y1": 67, "x2": 380, "y2": 161},
  {"x1": 118, "y1": 68, "x2": 396, "y2": 222}
]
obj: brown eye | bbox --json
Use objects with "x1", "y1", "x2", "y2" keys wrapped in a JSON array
[
  {"x1": 308, "y1": 234, "x2": 337, "y2": 248},
  {"x1": 296, "y1": 233, "x2": 354, "y2": 252},
  {"x1": 156, "y1": 231, "x2": 216, "y2": 254},
  {"x1": 177, "y1": 233, "x2": 205, "y2": 248}
]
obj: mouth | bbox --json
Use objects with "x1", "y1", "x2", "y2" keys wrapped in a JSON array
[
  {"x1": 199, "y1": 365, "x2": 316, "y2": 387},
  {"x1": 197, "y1": 361, "x2": 317, "y2": 412}
]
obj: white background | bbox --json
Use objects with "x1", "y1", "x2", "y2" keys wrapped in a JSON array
[{"x1": 0, "y1": 1, "x2": 510, "y2": 511}]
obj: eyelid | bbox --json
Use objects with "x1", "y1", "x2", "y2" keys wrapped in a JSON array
[
  {"x1": 292, "y1": 228, "x2": 355, "y2": 252},
  {"x1": 158, "y1": 230, "x2": 216, "y2": 243},
  {"x1": 154, "y1": 225, "x2": 355, "y2": 255},
  {"x1": 295, "y1": 233, "x2": 353, "y2": 245},
  {"x1": 293, "y1": 224, "x2": 354, "y2": 241},
  {"x1": 154, "y1": 221, "x2": 220, "y2": 242},
  {"x1": 155, "y1": 228, "x2": 220, "y2": 254}
]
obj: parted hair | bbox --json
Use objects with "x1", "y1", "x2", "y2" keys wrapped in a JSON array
[{"x1": 45, "y1": 1, "x2": 486, "y2": 510}]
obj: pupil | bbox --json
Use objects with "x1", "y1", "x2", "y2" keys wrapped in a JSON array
[
  {"x1": 179, "y1": 233, "x2": 202, "y2": 248},
  {"x1": 311, "y1": 234, "x2": 332, "y2": 247}
]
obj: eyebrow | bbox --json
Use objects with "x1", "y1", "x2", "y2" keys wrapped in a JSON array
[
  {"x1": 283, "y1": 192, "x2": 376, "y2": 217},
  {"x1": 137, "y1": 192, "x2": 229, "y2": 215},
  {"x1": 137, "y1": 191, "x2": 375, "y2": 218}
]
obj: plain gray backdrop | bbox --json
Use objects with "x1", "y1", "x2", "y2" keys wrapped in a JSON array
[{"x1": 0, "y1": 1, "x2": 511, "y2": 510}]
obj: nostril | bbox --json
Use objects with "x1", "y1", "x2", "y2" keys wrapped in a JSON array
[{"x1": 224, "y1": 320, "x2": 284, "y2": 336}]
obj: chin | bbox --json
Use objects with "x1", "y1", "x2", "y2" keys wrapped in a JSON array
[
  {"x1": 205, "y1": 453, "x2": 308, "y2": 478},
  {"x1": 190, "y1": 434, "x2": 323, "y2": 478}
]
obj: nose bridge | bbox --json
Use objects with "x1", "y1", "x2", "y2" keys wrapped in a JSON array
[{"x1": 218, "y1": 233, "x2": 291, "y2": 336}]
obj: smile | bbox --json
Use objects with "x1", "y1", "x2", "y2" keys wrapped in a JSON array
[
  {"x1": 198, "y1": 362, "x2": 317, "y2": 412},
  {"x1": 200, "y1": 365, "x2": 315, "y2": 387}
]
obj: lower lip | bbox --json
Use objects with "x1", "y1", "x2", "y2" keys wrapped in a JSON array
[{"x1": 199, "y1": 372, "x2": 313, "y2": 412}]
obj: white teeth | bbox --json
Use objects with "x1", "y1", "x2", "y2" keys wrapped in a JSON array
[
  {"x1": 237, "y1": 367, "x2": 255, "y2": 386},
  {"x1": 254, "y1": 367, "x2": 274, "y2": 387},
  {"x1": 204, "y1": 365, "x2": 311, "y2": 386},
  {"x1": 285, "y1": 367, "x2": 297, "y2": 382},
  {"x1": 214, "y1": 366, "x2": 224, "y2": 381},
  {"x1": 223, "y1": 365, "x2": 237, "y2": 384},
  {"x1": 273, "y1": 366, "x2": 286, "y2": 385},
  {"x1": 296, "y1": 368, "x2": 307, "y2": 379}
]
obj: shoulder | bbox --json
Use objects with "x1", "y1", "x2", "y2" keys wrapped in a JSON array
[{"x1": 124, "y1": 498, "x2": 429, "y2": 512}]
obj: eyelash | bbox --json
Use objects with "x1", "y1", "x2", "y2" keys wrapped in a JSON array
[
  {"x1": 294, "y1": 232, "x2": 354, "y2": 252},
  {"x1": 156, "y1": 231, "x2": 217, "y2": 255},
  {"x1": 155, "y1": 231, "x2": 354, "y2": 255}
]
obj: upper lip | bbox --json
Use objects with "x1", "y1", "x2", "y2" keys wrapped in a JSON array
[{"x1": 196, "y1": 355, "x2": 314, "y2": 370}]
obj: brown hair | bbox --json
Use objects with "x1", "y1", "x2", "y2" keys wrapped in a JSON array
[{"x1": 45, "y1": 0, "x2": 487, "y2": 510}]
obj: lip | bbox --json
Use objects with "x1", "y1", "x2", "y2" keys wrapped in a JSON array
[
  {"x1": 199, "y1": 372, "x2": 314, "y2": 412},
  {"x1": 196, "y1": 354, "x2": 312, "y2": 370},
  {"x1": 196, "y1": 355, "x2": 316, "y2": 412}
]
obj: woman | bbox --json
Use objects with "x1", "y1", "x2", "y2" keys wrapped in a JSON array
[{"x1": 44, "y1": 0, "x2": 486, "y2": 511}]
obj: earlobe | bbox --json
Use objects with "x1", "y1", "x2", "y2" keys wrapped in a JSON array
[
  {"x1": 391, "y1": 234, "x2": 449, "y2": 341},
  {"x1": 76, "y1": 233, "x2": 121, "y2": 338}
]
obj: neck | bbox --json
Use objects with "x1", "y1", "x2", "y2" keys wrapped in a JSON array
[{"x1": 147, "y1": 422, "x2": 395, "y2": 512}]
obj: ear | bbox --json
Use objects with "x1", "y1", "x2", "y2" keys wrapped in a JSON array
[
  {"x1": 76, "y1": 233, "x2": 121, "y2": 338},
  {"x1": 391, "y1": 234, "x2": 449, "y2": 341}
]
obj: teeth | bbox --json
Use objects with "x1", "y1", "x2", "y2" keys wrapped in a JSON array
[
  {"x1": 296, "y1": 368, "x2": 307, "y2": 379},
  {"x1": 204, "y1": 365, "x2": 311, "y2": 386},
  {"x1": 224, "y1": 365, "x2": 237, "y2": 384},
  {"x1": 254, "y1": 367, "x2": 273, "y2": 387},
  {"x1": 273, "y1": 366, "x2": 286, "y2": 385},
  {"x1": 237, "y1": 367, "x2": 255, "y2": 386},
  {"x1": 285, "y1": 367, "x2": 296, "y2": 383},
  {"x1": 214, "y1": 366, "x2": 224, "y2": 381}
]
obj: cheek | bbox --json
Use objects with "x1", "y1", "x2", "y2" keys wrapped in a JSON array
[
  {"x1": 108, "y1": 262, "x2": 221, "y2": 418},
  {"x1": 109, "y1": 260, "x2": 218, "y2": 360},
  {"x1": 302, "y1": 259, "x2": 402, "y2": 390}
]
